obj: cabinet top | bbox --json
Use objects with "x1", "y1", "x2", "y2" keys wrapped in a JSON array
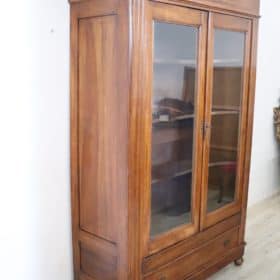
[
  {"x1": 188, "y1": 0, "x2": 260, "y2": 16},
  {"x1": 68, "y1": 0, "x2": 260, "y2": 17}
]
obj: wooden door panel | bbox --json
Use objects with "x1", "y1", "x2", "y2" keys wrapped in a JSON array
[
  {"x1": 201, "y1": 13, "x2": 252, "y2": 229},
  {"x1": 141, "y1": 1, "x2": 208, "y2": 255}
]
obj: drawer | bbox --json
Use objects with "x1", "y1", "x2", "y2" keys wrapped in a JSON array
[
  {"x1": 143, "y1": 214, "x2": 240, "y2": 273},
  {"x1": 143, "y1": 227, "x2": 239, "y2": 280}
]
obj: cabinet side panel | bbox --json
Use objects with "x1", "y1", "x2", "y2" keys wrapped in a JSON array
[
  {"x1": 78, "y1": 15, "x2": 119, "y2": 241},
  {"x1": 239, "y1": 18, "x2": 259, "y2": 244}
]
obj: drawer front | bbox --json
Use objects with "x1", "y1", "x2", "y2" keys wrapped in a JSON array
[
  {"x1": 143, "y1": 227, "x2": 239, "y2": 280},
  {"x1": 143, "y1": 214, "x2": 240, "y2": 273}
]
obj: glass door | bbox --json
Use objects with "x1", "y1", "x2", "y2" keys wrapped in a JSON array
[
  {"x1": 151, "y1": 22, "x2": 197, "y2": 237},
  {"x1": 201, "y1": 13, "x2": 252, "y2": 228},
  {"x1": 146, "y1": 2, "x2": 207, "y2": 253}
]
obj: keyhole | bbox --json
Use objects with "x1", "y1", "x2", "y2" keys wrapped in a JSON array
[{"x1": 224, "y1": 239, "x2": 230, "y2": 247}]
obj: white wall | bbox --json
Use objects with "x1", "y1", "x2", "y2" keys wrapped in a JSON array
[
  {"x1": 248, "y1": 0, "x2": 280, "y2": 206},
  {"x1": 0, "y1": 0, "x2": 279, "y2": 280},
  {"x1": 0, "y1": 1, "x2": 73, "y2": 280}
]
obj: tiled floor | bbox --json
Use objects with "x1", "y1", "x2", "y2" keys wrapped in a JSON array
[{"x1": 209, "y1": 194, "x2": 280, "y2": 280}]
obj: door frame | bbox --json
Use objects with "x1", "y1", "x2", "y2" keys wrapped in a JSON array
[{"x1": 200, "y1": 12, "x2": 252, "y2": 229}]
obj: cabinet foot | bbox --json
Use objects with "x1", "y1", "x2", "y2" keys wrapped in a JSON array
[{"x1": 234, "y1": 257, "x2": 244, "y2": 266}]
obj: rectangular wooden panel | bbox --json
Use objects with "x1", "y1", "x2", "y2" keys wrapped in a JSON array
[
  {"x1": 143, "y1": 227, "x2": 239, "y2": 279},
  {"x1": 80, "y1": 241, "x2": 117, "y2": 280},
  {"x1": 78, "y1": 15, "x2": 119, "y2": 241}
]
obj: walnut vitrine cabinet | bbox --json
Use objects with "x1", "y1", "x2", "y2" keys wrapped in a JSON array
[{"x1": 69, "y1": 0, "x2": 260, "y2": 279}]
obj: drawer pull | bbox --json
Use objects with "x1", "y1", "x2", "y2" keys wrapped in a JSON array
[{"x1": 224, "y1": 239, "x2": 231, "y2": 247}]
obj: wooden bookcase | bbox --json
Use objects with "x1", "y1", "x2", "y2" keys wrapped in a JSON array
[{"x1": 69, "y1": 0, "x2": 260, "y2": 279}]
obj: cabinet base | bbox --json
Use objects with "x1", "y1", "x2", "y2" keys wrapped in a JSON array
[{"x1": 185, "y1": 245, "x2": 245, "y2": 280}]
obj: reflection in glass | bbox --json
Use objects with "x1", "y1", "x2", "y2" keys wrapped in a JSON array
[
  {"x1": 207, "y1": 29, "x2": 245, "y2": 212},
  {"x1": 150, "y1": 22, "x2": 198, "y2": 237}
]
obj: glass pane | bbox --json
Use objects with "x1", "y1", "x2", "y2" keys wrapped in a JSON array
[
  {"x1": 150, "y1": 22, "x2": 198, "y2": 238},
  {"x1": 207, "y1": 29, "x2": 245, "y2": 212}
]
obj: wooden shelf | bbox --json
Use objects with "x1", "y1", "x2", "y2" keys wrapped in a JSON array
[
  {"x1": 150, "y1": 211, "x2": 191, "y2": 238},
  {"x1": 154, "y1": 58, "x2": 243, "y2": 67},
  {"x1": 212, "y1": 105, "x2": 240, "y2": 111},
  {"x1": 211, "y1": 110, "x2": 239, "y2": 116},
  {"x1": 209, "y1": 161, "x2": 236, "y2": 168},
  {"x1": 152, "y1": 160, "x2": 236, "y2": 185},
  {"x1": 152, "y1": 109, "x2": 238, "y2": 125},
  {"x1": 153, "y1": 113, "x2": 194, "y2": 124},
  {"x1": 154, "y1": 58, "x2": 196, "y2": 66},
  {"x1": 210, "y1": 145, "x2": 238, "y2": 152},
  {"x1": 152, "y1": 168, "x2": 193, "y2": 185},
  {"x1": 152, "y1": 160, "x2": 193, "y2": 184}
]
